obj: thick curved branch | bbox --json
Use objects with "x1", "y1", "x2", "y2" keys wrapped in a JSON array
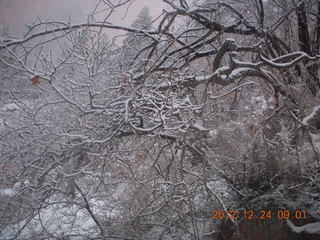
[{"x1": 260, "y1": 51, "x2": 320, "y2": 68}]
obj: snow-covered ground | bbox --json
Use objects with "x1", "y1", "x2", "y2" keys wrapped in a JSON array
[
  {"x1": 1, "y1": 202, "x2": 98, "y2": 240},
  {"x1": 0, "y1": 103, "x2": 19, "y2": 112},
  {"x1": 0, "y1": 103, "x2": 19, "y2": 129}
]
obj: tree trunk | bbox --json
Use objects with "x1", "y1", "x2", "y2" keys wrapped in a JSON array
[{"x1": 296, "y1": 1, "x2": 320, "y2": 95}]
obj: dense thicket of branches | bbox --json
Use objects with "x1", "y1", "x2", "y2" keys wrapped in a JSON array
[{"x1": 0, "y1": 0, "x2": 320, "y2": 239}]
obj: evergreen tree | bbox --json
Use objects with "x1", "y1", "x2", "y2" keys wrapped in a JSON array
[
  {"x1": 122, "y1": 7, "x2": 152, "y2": 68},
  {"x1": 131, "y1": 6, "x2": 152, "y2": 29}
]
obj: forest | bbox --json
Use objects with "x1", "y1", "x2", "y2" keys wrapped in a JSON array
[{"x1": 0, "y1": 0, "x2": 320, "y2": 239}]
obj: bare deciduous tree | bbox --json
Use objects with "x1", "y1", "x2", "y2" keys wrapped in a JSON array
[{"x1": 0, "y1": 0, "x2": 320, "y2": 239}]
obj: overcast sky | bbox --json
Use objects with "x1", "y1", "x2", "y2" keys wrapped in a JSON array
[{"x1": 0, "y1": 0, "x2": 167, "y2": 39}]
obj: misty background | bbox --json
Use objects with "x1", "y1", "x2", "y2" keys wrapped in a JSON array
[{"x1": 0, "y1": 0, "x2": 166, "y2": 40}]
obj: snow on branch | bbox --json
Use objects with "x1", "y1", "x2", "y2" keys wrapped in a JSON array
[
  {"x1": 303, "y1": 105, "x2": 320, "y2": 128},
  {"x1": 0, "y1": 22, "x2": 158, "y2": 49},
  {"x1": 210, "y1": 81, "x2": 256, "y2": 100},
  {"x1": 129, "y1": 122, "x2": 162, "y2": 132}
]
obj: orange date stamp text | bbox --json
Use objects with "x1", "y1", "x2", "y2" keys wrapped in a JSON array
[{"x1": 211, "y1": 209, "x2": 308, "y2": 220}]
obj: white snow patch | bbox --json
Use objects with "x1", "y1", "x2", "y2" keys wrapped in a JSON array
[
  {"x1": 303, "y1": 105, "x2": 320, "y2": 125},
  {"x1": 229, "y1": 67, "x2": 254, "y2": 79},
  {"x1": 182, "y1": 96, "x2": 192, "y2": 106},
  {"x1": 0, "y1": 187, "x2": 16, "y2": 197},
  {"x1": 0, "y1": 103, "x2": 19, "y2": 112},
  {"x1": 0, "y1": 118, "x2": 8, "y2": 128},
  {"x1": 193, "y1": 121, "x2": 208, "y2": 132},
  {"x1": 217, "y1": 66, "x2": 230, "y2": 72},
  {"x1": 286, "y1": 219, "x2": 320, "y2": 234},
  {"x1": 251, "y1": 96, "x2": 267, "y2": 111},
  {"x1": 225, "y1": 38, "x2": 235, "y2": 43},
  {"x1": 1, "y1": 203, "x2": 98, "y2": 239},
  {"x1": 209, "y1": 129, "x2": 217, "y2": 137}
]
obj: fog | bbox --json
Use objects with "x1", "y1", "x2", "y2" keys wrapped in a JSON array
[{"x1": 0, "y1": 0, "x2": 166, "y2": 39}]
